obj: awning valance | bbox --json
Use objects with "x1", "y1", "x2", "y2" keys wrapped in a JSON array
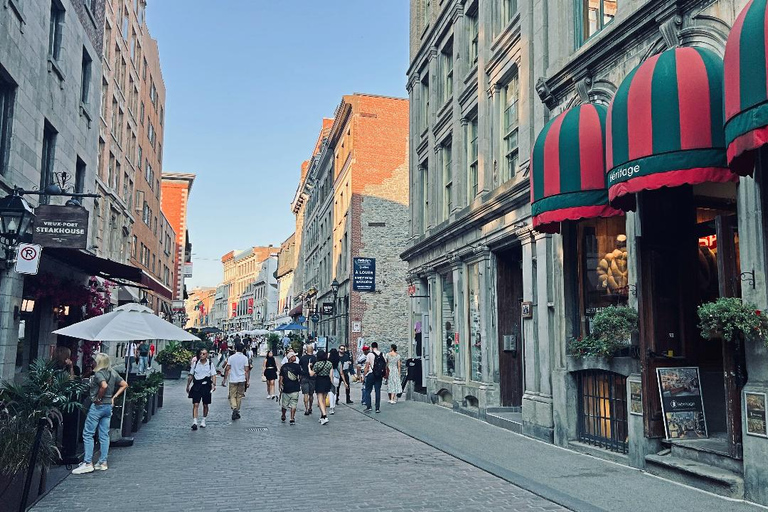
[
  {"x1": 531, "y1": 103, "x2": 623, "y2": 233},
  {"x1": 44, "y1": 248, "x2": 143, "y2": 284},
  {"x1": 606, "y1": 47, "x2": 735, "y2": 209},
  {"x1": 288, "y1": 304, "x2": 302, "y2": 317},
  {"x1": 724, "y1": 0, "x2": 768, "y2": 174}
]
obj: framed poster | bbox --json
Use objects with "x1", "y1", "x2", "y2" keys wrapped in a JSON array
[
  {"x1": 657, "y1": 367, "x2": 708, "y2": 440},
  {"x1": 629, "y1": 378, "x2": 643, "y2": 416},
  {"x1": 746, "y1": 391, "x2": 768, "y2": 438}
]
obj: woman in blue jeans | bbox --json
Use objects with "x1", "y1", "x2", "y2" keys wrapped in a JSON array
[{"x1": 72, "y1": 353, "x2": 128, "y2": 474}]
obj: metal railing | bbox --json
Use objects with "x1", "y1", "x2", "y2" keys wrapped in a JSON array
[{"x1": 577, "y1": 370, "x2": 629, "y2": 454}]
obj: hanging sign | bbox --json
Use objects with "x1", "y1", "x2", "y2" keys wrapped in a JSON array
[
  {"x1": 33, "y1": 205, "x2": 89, "y2": 249},
  {"x1": 657, "y1": 367, "x2": 708, "y2": 440},
  {"x1": 353, "y1": 257, "x2": 376, "y2": 291},
  {"x1": 231, "y1": 302, "x2": 236, "y2": 318},
  {"x1": 746, "y1": 391, "x2": 768, "y2": 438},
  {"x1": 322, "y1": 302, "x2": 334, "y2": 315},
  {"x1": 183, "y1": 262, "x2": 193, "y2": 278},
  {"x1": 15, "y1": 243, "x2": 42, "y2": 275},
  {"x1": 247, "y1": 298, "x2": 253, "y2": 314}
]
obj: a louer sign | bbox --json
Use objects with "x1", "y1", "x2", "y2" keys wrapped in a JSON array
[{"x1": 33, "y1": 205, "x2": 89, "y2": 249}]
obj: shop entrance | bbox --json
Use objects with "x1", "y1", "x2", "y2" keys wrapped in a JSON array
[
  {"x1": 638, "y1": 185, "x2": 743, "y2": 458},
  {"x1": 496, "y1": 246, "x2": 524, "y2": 407}
]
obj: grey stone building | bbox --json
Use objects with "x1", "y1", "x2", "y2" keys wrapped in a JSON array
[
  {"x1": 405, "y1": 0, "x2": 768, "y2": 506},
  {"x1": 0, "y1": 0, "x2": 106, "y2": 380}
]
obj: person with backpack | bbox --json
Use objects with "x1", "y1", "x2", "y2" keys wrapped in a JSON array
[
  {"x1": 137, "y1": 340, "x2": 150, "y2": 374},
  {"x1": 72, "y1": 353, "x2": 128, "y2": 474},
  {"x1": 186, "y1": 348, "x2": 217, "y2": 430},
  {"x1": 362, "y1": 342, "x2": 387, "y2": 413},
  {"x1": 279, "y1": 352, "x2": 302, "y2": 425}
]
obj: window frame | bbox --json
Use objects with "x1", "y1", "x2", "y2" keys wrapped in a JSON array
[
  {"x1": 0, "y1": 75, "x2": 16, "y2": 176},
  {"x1": 576, "y1": 0, "x2": 617, "y2": 47},
  {"x1": 442, "y1": 141, "x2": 452, "y2": 221},
  {"x1": 501, "y1": 75, "x2": 520, "y2": 183},
  {"x1": 48, "y1": 2, "x2": 65, "y2": 62},
  {"x1": 466, "y1": 118, "x2": 478, "y2": 203}
]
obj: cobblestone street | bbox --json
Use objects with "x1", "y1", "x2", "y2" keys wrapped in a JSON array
[{"x1": 31, "y1": 370, "x2": 566, "y2": 512}]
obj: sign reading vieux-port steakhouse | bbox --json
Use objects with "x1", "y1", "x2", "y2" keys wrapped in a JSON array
[
  {"x1": 352, "y1": 257, "x2": 376, "y2": 292},
  {"x1": 33, "y1": 205, "x2": 89, "y2": 249}
]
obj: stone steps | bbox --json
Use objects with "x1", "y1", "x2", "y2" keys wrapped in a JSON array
[
  {"x1": 485, "y1": 408, "x2": 523, "y2": 434},
  {"x1": 645, "y1": 453, "x2": 744, "y2": 499}
]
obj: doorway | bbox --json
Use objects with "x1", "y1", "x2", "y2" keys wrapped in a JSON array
[{"x1": 496, "y1": 246, "x2": 524, "y2": 407}]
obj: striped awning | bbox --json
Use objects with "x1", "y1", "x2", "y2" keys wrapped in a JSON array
[
  {"x1": 531, "y1": 103, "x2": 623, "y2": 233},
  {"x1": 606, "y1": 47, "x2": 736, "y2": 209},
  {"x1": 724, "y1": 0, "x2": 768, "y2": 175}
]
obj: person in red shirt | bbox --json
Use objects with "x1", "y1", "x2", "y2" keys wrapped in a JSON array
[{"x1": 148, "y1": 343, "x2": 156, "y2": 368}]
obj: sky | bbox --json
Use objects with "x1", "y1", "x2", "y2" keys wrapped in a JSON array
[{"x1": 147, "y1": 1, "x2": 410, "y2": 289}]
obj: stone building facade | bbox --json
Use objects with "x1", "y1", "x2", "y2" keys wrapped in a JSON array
[
  {"x1": 0, "y1": 0, "x2": 106, "y2": 379},
  {"x1": 274, "y1": 232, "x2": 296, "y2": 328},
  {"x1": 296, "y1": 94, "x2": 410, "y2": 354}
]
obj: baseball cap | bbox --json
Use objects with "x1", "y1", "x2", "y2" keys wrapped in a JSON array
[{"x1": 362, "y1": 345, "x2": 370, "y2": 351}]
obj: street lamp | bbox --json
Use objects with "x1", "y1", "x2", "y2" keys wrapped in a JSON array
[
  {"x1": 330, "y1": 278, "x2": 339, "y2": 340},
  {"x1": 0, "y1": 190, "x2": 35, "y2": 260}
]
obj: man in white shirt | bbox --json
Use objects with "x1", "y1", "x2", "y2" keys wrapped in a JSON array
[
  {"x1": 125, "y1": 342, "x2": 137, "y2": 375},
  {"x1": 222, "y1": 343, "x2": 250, "y2": 420},
  {"x1": 186, "y1": 349, "x2": 217, "y2": 430}
]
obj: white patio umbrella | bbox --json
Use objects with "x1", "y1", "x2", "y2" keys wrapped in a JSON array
[{"x1": 52, "y1": 303, "x2": 199, "y2": 437}]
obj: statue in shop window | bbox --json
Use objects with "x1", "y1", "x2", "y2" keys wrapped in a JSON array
[{"x1": 596, "y1": 234, "x2": 628, "y2": 293}]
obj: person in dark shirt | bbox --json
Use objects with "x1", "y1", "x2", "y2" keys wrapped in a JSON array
[
  {"x1": 298, "y1": 345, "x2": 317, "y2": 415},
  {"x1": 279, "y1": 353, "x2": 303, "y2": 425}
]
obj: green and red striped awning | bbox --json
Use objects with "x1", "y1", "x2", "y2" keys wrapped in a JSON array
[
  {"x1": 606, "y1": 47, "x2": 736, "y2": 208},
  {"x1": 724, "y1": 0, "x2": 768, "y2": 175},
  {"x1": 531, "y1": 103, "x2": 623, "y2": 233}
]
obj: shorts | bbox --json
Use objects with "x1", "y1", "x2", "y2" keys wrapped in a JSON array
[
  {"x1": 188, "y1": 382, "x2": 212, "y2": 405},
  {"x1": 300, "y1": 377, "x2": 316, "y2": 395},
  {"x1": 280, "y1": 391, "x2": 299, "y2": 410}
]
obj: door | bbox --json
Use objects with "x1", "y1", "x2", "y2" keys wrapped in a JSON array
[{"x1": 496, "y1": 246, "x2": 524, "y2": 407}]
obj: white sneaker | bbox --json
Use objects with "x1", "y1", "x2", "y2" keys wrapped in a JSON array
[
  {"x1": 330, "y1": 408, "x2": 335, "y2": 415},
  {"x1": 321, "y1": 417, "x2": 329, "y2": 425},
  {"x1": 72, "y1": 463, "x2": 94, "y2": 475},
  {"x1": 94, "y1": 462, "x2": 108, "y2": 471},
  {"x1": 200, "y1": 418, "x2": 206, "y2": 428}
]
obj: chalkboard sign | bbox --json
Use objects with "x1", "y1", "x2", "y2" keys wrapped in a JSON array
[
  {"x1": 353, "y1": 257, "x2": 376, "y2": 292},
  {"x1": 657, "y1": 367, "x2": 708, "y2": 440}
]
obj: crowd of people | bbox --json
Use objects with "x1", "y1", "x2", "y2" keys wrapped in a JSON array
[{"x1": 185, "y1": 340, "x2": 405, "y2": 428}]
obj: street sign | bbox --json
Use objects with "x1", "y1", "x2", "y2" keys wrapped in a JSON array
[
  {"x1": 322, "y1": 302, "x2": 334, "y2": 315},
  {"x1": 311, "y1": 313, "x2": 320, "y2": 323},
  {"x1": 33, "y1": 205, "x2": 89, "y2": 249},
  {"x1": 15, "y1": 243, "x2": 42, "y2": 275},
  {"x1": 353, "y1": 257, "x2": 376, "y2": 291},
  {"x1": 352, "y1": 321, "x2": 361, "y2": 333}
]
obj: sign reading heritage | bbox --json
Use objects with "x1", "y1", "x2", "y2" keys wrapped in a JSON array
[
  {"x1": 352, "y1": 257, "x2": 376, "y2": 292},
  {"x1": 657, "y1": 367, "x2": 708, "y2": 440},
  {"x1": 746, "y1": 391, "x2": 768, "y2": 438},
  {"x1": 33, "y1": 205, "x2": 89, "y2": 249},
  {"x1": 322, "y1": 302, "x2": 334, "y2": 316}
]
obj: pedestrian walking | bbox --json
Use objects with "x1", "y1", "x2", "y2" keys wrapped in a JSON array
[
  {"x1": 386, "y1": 344, "x2": 403, "y2": 404},
  {"x1": 362, "y1": 342, "x2": 386, "y2": 413},
  {"x1": 263, "y1": 350, "x2": 278, "y2": 399},
  {"x1": 355, "y1": 345, "x2": 370, "y2": 383},
  {"x1": 337, "y1": 345, "x2": 353, "y2": 404},
  {"x1": 299, "y1": 344, "x2": 317, "y2": 415},
  {"x1": 186, "y1": 348, "x2": 217, "y2": 430},
  {"x1": 125, "y1": 341, "x2": 137, "y2": 374},
  {"x1": 148, "y1": 342, "x2": 156, "y2": 368},
  {"x1": 279, "y1": 352, "x2": 302, "y2": 425},
  {"x1": 72, "y1": 353, "x2": 128, "y2": 474},
  {"x1": 328, "y1": 348, "x2": 342, "y2": 414},
  {"x1": 309, "y1": 350, "x2": 333, "y2": 425},
  {"x1": 222, "y1": 342, "x2": 249, "y2": 420},
  {"x1": 137, "y1": 340, "x2": 150, "y2": 374},
  {"x1": 281, "y1": 347, "x2": 298, "y2": 365}
]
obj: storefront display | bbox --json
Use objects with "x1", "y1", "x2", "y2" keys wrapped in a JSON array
[
  {"x1": 440, "y1": 273, "x2": 455, "y2": 377},
  {"x1": 468, "y1": 263, "x2": 482, "y2": 381}
]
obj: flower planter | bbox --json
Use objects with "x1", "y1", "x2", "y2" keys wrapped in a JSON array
[
  {"x1": 162, "y1": 365, "x2": 182, "y2": 380},
  {"x1": 131, "y1": 404, "x2": 142, "y2": 432},
  {"x1": 157, "y1": 385, "x2": 164, "y2": 408},
  {"x1": 120, "y1": 400, "x2": 134, "y2": 438},
  {"x1": 142, "y1": 399, "x2": 150, "y2": 423},
  {"x1": 0, "y1": 465, "x2": 44, "y2": 511},
  {"x1": 151, "y1": 392, "x2": 158, "y2": 415}
]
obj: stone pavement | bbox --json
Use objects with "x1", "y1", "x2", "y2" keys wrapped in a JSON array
[
  {"x1": 30, "y1": 365, "x2": 565, "y2": 512},
  {"x1": 349, "y1": 386, "x2": 767, "y2": 512}
]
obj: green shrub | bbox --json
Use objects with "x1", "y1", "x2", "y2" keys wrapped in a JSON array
[
  {"x1": 155, "y1": 341, "x2": 194, "y2": 368},
  {"x1": 569, "y1": 306, "x2": 638, "y2": 359},
  {"x1": 698, "y1": 297, "x2": 768, "y2": 345}
]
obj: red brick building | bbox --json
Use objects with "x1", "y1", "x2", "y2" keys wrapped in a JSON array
[{"x1": 160, "y1": 173, "x2": 195, "y2": 309}]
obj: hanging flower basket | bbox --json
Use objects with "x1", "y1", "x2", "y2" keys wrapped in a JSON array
[
  {"x1": 697, "y1": 297, "x2": 768, "y2": 345},
  {"x1": 568, "y1": 306, "x2": 638, "y2": 359}
]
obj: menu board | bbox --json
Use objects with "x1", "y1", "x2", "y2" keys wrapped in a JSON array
[
  {"x1": 746, "y1": 392, "x2": 768, "y2": 438},
  {"x1": 657, "y1": 367, "x2": 708, "y2": 440}
]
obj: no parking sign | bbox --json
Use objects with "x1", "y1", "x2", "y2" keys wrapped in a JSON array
[{"x1": 15, "y1": 243, "x2": 42, "y2": 275}]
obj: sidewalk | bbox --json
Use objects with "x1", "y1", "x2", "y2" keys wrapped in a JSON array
[{"x1": 345, "y1": 387, "x2": 766, "y2": 512}]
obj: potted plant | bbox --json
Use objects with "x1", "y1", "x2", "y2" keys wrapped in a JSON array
[
  {"x1": 698, "y1": 297, "x2": 768, "y2": 344},
  {"x1": 0, "y1": 359, "x2": 86, "y2": 510},
  {"x1": 568, "y1": 305, "x2": 638, "y2": 359},
  {"x1": 155, "y1": 341, "x2": 194, "y2": 379}
]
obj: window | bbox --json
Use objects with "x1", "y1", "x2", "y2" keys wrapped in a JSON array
[
  {"x1": 466, "y1": 118, "x2": 478, "y2": 202},
  {"x1": 75, "y1": 157, "x2": 86, "y2": 193},
  {"x1": 107, "y1": 152, "x2": 115, "y2": 188},
  {"x1": 422, "y1": 0, "x2": 431, "y2": 29},
  {"x1": 440, "y1": 272, "x2": 455, "y2": 377},
  {"x1": 119, "y1": 58, "x2": 127, "y2": 91},
  {"x1": 150, "y1": 81, "x2": 157, "y2": 107},
  {"x1": 442, "y1": 142, "x2": 452, "y2": 220},
  {"x1": 420, "y1": 163, "x2": 429, "y2": 231},
  {"x1": 117, "y1": 109, "x2": 124, "y2": 145},
  {"x1": 145, "y1": 160, "x2": 153, "y2": 187},
  {"x1": 41, "y1": 123, "x2": 57, "y2": 195},
  {"x1": 142, "y1": 201, "x2": 150, "y2": 225},
  {"x1": 577, "y1": 0, "x2": 617, "y2": 45},
  {"x1": 137, "y1": 145, "x2": 142, "y2": 167},
  {"x1": 122, "y1": 172, "x2": 129, "y2": 202},
  {"x1": 140, "y1": 101, "x2": 145, "y2": 125},
  {"x1": 440, "y1": 43, "x2": 453, "y2": 105},
  {"x1": 467, "y1": 11, "x2": 479, "y2": 65},
  {"x1": 80, "y1": 49, "x2": 92, "y2": 104},
  {"x1": 501, "y1": 75, "x2": 519, "y2": 182},
  {"x1": 110, "y1": 98, "x2": 118, "y2": 138},
  {"x1": 130, "y1": 30, "x2": 136, "y2": 61},
  {"x1": 48, "y1": 2, "x2": 64, "y2": 61},
  {"x1": 104, "y1": 24, "x2": 112, "y2": 60},
  {"x1": 158, "y1": 142, "x2": 162, "y2": 164},
  {"x1": 0, "y1": 76, "x2": 15, "y2": 175},
  {"x1": 502, "y1": 0, "x2": 518, "y2": 28},
  {"x1": 100, "y1": 79, "x2": 108, "y2": 118},
  {"x1": 577, "y1": 217, "x2": 628, "y2": 336},
  {"x1": 467, "y1": 262, "x2": 482, "y2": 381},
  {"x1": 577, "y1": 370, "x2": 628, "y2": 453},
  {"x1": 132, "y1": 235, "x2": 138, "y2": 258},
  {"x1": 148, "y1": 121, "x2": 156, "y2": 149},
  {"x1": 122, "y1": 8, "x2": 129, "y2": 38},
  {"x1": 97, "y1": 138, "x2": 104, "y2": 179},
  {"x1": 115, "y1": 160, "x2": 121, "y2": 191},
  {"x1": 420, "y1": 75, "x2": 429, "y2": 133},
  {"x1": 142, "y1": 57, "x2": 147, "y2": 80}
]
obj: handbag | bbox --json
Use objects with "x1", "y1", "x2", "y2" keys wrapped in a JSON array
[{"x1": 261, "y1": 375, "x2": 267, "y2": 382}]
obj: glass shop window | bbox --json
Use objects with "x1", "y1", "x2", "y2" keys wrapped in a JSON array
[{"x1": 441, "y1": 272, "x2": 455, "y2": 378}]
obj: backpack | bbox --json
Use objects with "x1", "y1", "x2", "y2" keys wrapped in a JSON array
[{"x1": 372, "y1": 351, "x2": 387, "y2": 378}]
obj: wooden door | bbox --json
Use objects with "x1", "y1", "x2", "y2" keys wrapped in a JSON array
[{"x1": 497, "y1": 247, "x2": 524, "y2": 407}]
